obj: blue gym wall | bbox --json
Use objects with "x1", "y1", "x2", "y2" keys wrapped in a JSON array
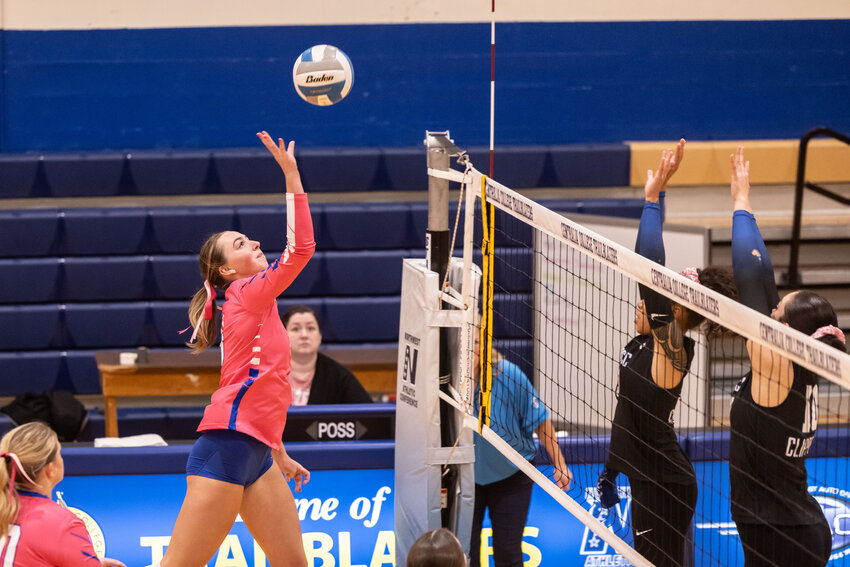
[{"x1": 1, "y1": 19, "x2": 849, "y2": 152}]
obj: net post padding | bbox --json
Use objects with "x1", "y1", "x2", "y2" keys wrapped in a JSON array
[
  {"x1": 469, "y1": 168, "x2": 850, "y2": 389},
  {"x1": 394, "y1": 258, "x2": 476, "y2": 564}
]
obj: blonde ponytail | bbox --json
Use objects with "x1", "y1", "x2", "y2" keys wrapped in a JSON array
[
  {"x1": 0, "y1": 455, "x2": 19, "y2": 539},
  {"x1": 0, "y1": 423, "x2": 59, "y2": 537},
  {"x1": 187, "y1": 232, "x2": 228, "y2": 353},
  {"x1": 187, "y1": 284, "x2": 219, "y2": 353}
]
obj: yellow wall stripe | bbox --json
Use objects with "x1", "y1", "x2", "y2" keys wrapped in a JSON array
[{"x1": 629, "y1": 139, "x2": 850, "y2": 186}]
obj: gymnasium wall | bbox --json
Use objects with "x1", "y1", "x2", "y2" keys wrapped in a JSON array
[{"x1": 0, "y1": 1, "x2": 848, "y2": 152}]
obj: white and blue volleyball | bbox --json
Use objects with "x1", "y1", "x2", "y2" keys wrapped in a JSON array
[{"x1": 292, "y1": 44, "x2": 354, "y2": 106}]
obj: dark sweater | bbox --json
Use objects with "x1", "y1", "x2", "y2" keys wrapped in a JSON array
[{"x1": 306, "y1": 352, "x2": 374, "y2": 405}]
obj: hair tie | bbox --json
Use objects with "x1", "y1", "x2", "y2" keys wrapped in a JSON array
[
  {"x1": 0, "y1": 452, "x2": 37, "y2": 505},
  {"x1": 681, "y1": 267, "x2": 700, "y2": 284},
  {"x1": 202, "y1": 280, "x2": 216, "y2": 321},
  {"x1": 811, "y1": 325, "x2": 846, "y2": 345},
  {"x1": 187, "y1": 280, "x2": 216, "y2": 343}
]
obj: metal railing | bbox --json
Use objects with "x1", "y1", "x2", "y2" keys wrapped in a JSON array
[{"x1": 787, "y1": 127, "x2": 850, "y2": 288}]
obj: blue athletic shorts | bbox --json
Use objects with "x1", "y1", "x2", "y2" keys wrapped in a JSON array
[{"x1": 186, "y1": 429, "x2": 273, "y2": 487}]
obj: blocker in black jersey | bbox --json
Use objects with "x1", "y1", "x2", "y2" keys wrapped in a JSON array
[
  {"x1": 608, "y1": 334, "x2": 696, "y2": 485},
  {"x1": 599, "y1": 141, "x2": 721, "y2": 567},
  {"x1": 730, "y1": 365, "x2": 832, "y2": 566},
  {"x1": 605, "y1": 333, "x2": 698, "y2": 567},
  {"x1": 727, "y1": 146, "x2": 834, "y2": 567},
  {"x1": 730, "y1": 365, "x2": 822, "y2": 526}
]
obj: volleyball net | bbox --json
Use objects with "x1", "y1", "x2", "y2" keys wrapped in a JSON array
[{"x1": 435, "y1": 157, "x2": 850, "y2": 566}]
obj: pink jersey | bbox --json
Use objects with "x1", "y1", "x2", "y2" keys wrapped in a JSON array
[
  {"x1": 198, "y1": 193, "x2": 315, "y2": 449},
  {"x1": 0, "y1": 491, "x2": 101, "y2": 566}
]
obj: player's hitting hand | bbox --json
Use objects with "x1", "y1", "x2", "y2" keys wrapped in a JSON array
[
  {"x1": 257, "y1": 131, "x2": 299, "y2": 178},
  {"x1": 100, "y1": 558, "x2": 127, "y2": 567}
]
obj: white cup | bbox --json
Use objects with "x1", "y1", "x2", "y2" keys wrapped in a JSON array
[{"x1": 119, "y1": 352, "x2": 138, "y2": 365}]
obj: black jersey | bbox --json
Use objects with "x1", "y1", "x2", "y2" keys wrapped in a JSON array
[
  {"x1": 729, "y1": 364, "x2": 823, "y2": 525},
  {"x1": 606, "y1": 334, "x2": 696, "y2": 484}
]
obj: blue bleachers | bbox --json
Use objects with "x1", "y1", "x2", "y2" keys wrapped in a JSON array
[
  {"x1": 0, "y1": 209, "x2": 60, "y2": 257},
  {"x1": 0, "y1": 145, "x2": 631, "y2": 198},
  {"x1": 63, "y1": 208, "x2": 148, "y2": 255},
  {"x1": 65, "y1": 303, "x2": 148, "y2": 348},
  {"x1": 0, "y1": 351, "x2": 64, "y2": 395},
  {"x1": 0, "y1": 305, "x2": 62, "y2": 350},
  {"x1": 0, "y1": 196, "x2": 643, "y2": 397},
  {"x1": 42, "y1": 153, "x2": 125, "y2": 198},
  {"x1": 65, "y1": 350, "x2": 103, "y2": 394},
  {"x1": 148, "y1": 206, "x2": 235, "y2": 253},
  {"x1": 298, "y1": 148, "x2": 381, "y2": 193},
  {"x1": 322, "y1": 203, "x2": 426, "y2": 250},
  {"x1": 127, "y1": 150, "x2": 210, "y2": 196},
  {"x1": 322, "y1": 297, "x2": 402, "y2": 343},
  {"x1": 1, "y1": 250, "x2": 424, "y2": 304},
  {"x1": 149, "y1": 255, "x2": 199, "y2": 299},
  {"x1": 0, "y1": 155, "x2": 40, "y2": 198},
  {"x1": 211, "y1": 148, "x2": 284, "y2": 194},
  {"x1": 62, "y1": 257, "x2": 148, "y2": 301},
  {"x1": 4, "y1": 258, "x2": 61, "y2": 302}
]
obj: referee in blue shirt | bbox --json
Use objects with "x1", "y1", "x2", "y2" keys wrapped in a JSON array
[{"x1": 469, "y1": 337, "x2": 572, "y2": 567}]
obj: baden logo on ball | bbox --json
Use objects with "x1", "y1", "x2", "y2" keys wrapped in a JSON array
[{"x1": 292, "y1": 44, "x2": 354, "y2": 106}]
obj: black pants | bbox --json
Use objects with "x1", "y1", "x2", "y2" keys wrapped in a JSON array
[
  {"x1": 470, "y1": 471, "x2": 534, "y2": 567},
  {"x1": 629, "y1": 478, "x2": 698, "y2": 567},
  {"x1": 737, "y1": 519, "x2": 831, "y2": 567}
]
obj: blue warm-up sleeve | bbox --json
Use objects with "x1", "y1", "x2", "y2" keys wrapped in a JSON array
[
  {"x1": 731, "y1": 210, "x2": 779, "y2": 315},
  {"x1": 636, "y1": 200, "x2": 673, "y2": 327}
]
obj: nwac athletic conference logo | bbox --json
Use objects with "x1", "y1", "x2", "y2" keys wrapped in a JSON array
[
  {"x1": 812, "y1": 486, "x2": 850, "y2": 561},
  {"x1": 697, "y1": 485, "x2": 850, "y2": 562}
]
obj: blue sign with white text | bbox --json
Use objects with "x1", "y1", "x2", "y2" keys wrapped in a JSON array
[
  {"x1": 56, "y1": 469, "x2": 395, "y2": 567},
  {"x1": 53, "y1": 458, "x2": 849, "y2": 566}
]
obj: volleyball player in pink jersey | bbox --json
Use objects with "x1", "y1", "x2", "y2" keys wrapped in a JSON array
[
  {"x1": 0, "y1": 422, "x2": 125, "y2": 567},
  {"x1": 159, "y1": 132, "x2": 315, "y2": 567}
]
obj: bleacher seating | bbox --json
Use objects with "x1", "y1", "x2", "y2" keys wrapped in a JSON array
[
  {"x1": 0, "y1": 145, "x2": 630, "y2": 198},
  {"x1": 0, "y1": 179, "x2": 643, "y2": 406}
]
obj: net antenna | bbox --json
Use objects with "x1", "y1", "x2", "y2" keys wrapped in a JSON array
[{"x1": 438, "y1": 145, "x2": 850, "y2": 565}]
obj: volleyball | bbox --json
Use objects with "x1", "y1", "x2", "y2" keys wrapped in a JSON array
[{"x1": 292, "y1": 44, "x2": 354, "y2": 106}]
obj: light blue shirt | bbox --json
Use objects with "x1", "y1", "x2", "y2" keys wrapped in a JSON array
[{"x1": 473, "y1": 358, "x2": 549, "y2": 485}]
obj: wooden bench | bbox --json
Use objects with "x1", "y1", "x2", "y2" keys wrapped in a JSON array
[{"x1": 95, "y1": 348, "x2": 397, "y2": 437}]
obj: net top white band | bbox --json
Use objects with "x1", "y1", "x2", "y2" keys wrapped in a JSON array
[{"x1": 435, "y1": 165, "x2": 850, "y2": 390}]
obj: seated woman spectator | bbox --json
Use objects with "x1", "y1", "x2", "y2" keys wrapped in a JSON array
[
  {"x1": 282, "y1": 305, "x2": 374, "y2": 405},
  {"x1": 0, "y1": 421, "x2": 125, "y2": 566},
  {"x1": 407, "y1": 528, "x2": 467, "y2": 567}
]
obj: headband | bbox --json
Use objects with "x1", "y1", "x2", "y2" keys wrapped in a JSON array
[
  {"x1": 680, "y1": 267, "x2": 700, "y2": 284},
  {"x1": 811, "y1": 325, "x2": 846, "y2": 345}
]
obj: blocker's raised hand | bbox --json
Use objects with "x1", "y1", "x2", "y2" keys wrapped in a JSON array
[{"x1": 730, "y1": 145, "x2": 751, "y2": 210}]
